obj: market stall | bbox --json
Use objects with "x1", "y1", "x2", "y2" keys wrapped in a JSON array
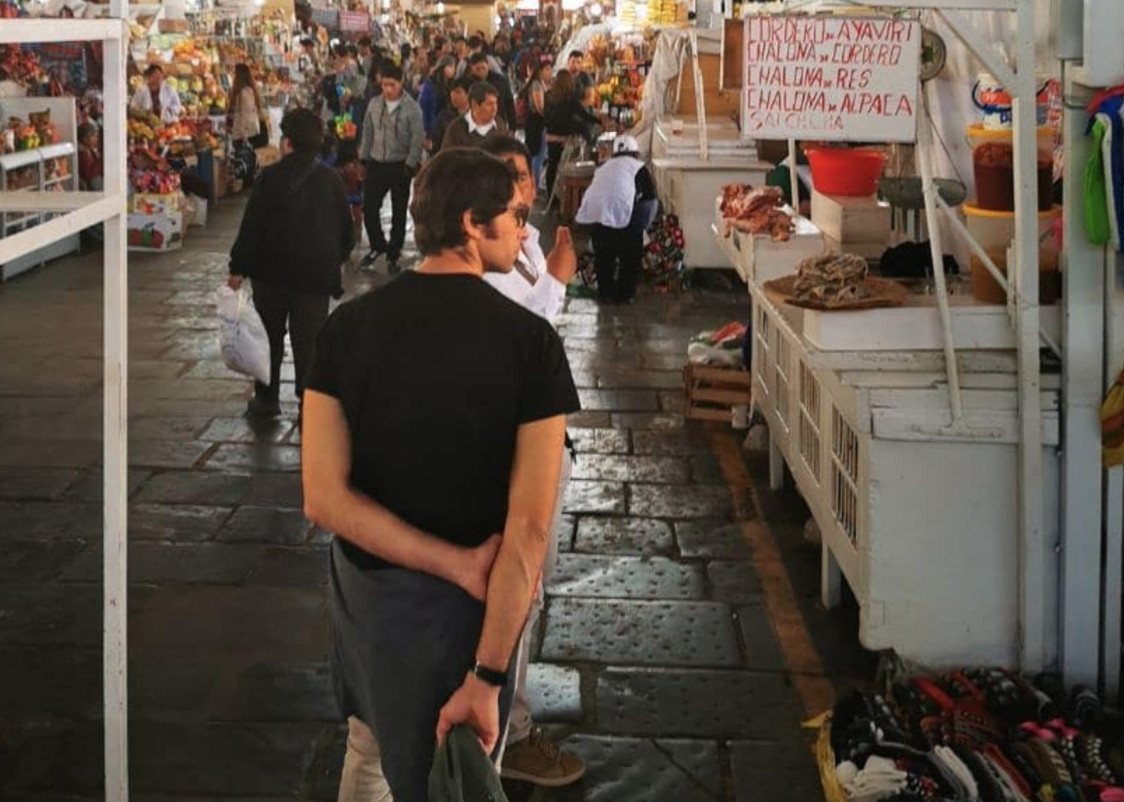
[
  {"x1": 709, "y1": 0, "x2": 1089, "y2": 678},
  {"x1": 0, "y1": 96, "x2": 79, "y2": 278}
]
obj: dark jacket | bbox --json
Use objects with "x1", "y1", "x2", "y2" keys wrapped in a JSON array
[
  {"x1": 229, "y1": 152, "x2": 355, "y2": 297},
  {"x1": 485, "y1": 70, "x2": 517, "y2": 129},
  {"x1": 431, "y1": 104, "x2": 464, "y2": 154},
  {"x1": 544, "y1": 94, "x2": 598, "y2": 143},
  {"x1": 440, "y1": 115, "x2": 509, "y2": 150}
]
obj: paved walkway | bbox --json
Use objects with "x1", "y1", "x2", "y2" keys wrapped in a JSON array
[{"x1": 0, "y1": 197, "x2": 873, "y2": 801}]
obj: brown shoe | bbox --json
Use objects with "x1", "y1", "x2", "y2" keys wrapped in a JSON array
[{"x1": 500, "y1": 729, "x2": 585, "y2": 787}]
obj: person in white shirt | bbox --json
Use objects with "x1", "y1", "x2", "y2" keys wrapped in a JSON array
[
  {"x1": 130, "y1": 64, "x2": 183, "y2": 124},
  {"x1": 480, "y1": 135, "x2": 585, "y2": 788}
]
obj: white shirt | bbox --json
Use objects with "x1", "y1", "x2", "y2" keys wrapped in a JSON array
[
  {"x1": 465, "y1": 111, "x2": 498, "y2": 138},
  {"x1": 483, "y1": 224, "x2": 566, "y2": 324},
  {"x1": 386, "y1": 98, "x2": 402, "y2": 114},
  {"x1": 575, "y1": 155, "x2": 645, "y2": 229},
  {"x1": 130, "y1": 82, "x2": 183, "y2": 124}
]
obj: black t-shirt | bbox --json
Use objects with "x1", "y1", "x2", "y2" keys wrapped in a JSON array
[{"x1": 305, "y1": 271, "x2": 581, "y2": 571}]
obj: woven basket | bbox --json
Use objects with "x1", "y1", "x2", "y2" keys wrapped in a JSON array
[{"x1": 815, "y1": 714, "x2": 849, "y2": 802}]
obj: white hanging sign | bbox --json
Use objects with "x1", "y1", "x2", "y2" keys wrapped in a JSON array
[{"x1": 742, "y1": 15, "x2": 921, "y2": 143}]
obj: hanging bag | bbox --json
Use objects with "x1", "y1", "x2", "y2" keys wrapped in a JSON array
[{"x1": 216, "y1": 285, "x2": 271, "y2": 384}]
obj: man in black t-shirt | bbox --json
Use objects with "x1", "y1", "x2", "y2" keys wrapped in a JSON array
[{"x1": 302, "y1": 148, "x2": 580, "y2": 802}]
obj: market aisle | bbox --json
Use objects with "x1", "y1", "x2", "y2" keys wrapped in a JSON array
[{"x1": 0, "y1": 196, "x2": 871, "y2": 801}]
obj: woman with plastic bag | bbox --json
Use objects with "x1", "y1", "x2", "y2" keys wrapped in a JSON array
[{"x1": 228, "y1": 108, "x2": 355, "y2": 421}]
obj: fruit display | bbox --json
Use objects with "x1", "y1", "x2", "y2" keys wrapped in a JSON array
[
  {"x1": 648, "y1": 0, "x2": 689, "y2": 25},
  {"x1": 0, "y1": 45, "x2": 50, "y2": 93},
  {"x1": 334, "y1": 114, "x2": 357, "y2": 141}
]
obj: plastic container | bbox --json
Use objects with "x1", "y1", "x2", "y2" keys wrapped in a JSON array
[
  {"x1": 971, "y1": 72, "x2": 1053, "y2": 129},
  {"x1": 968, "y1": 125, "x2": 1055, "y2": 212},
  {"x1": 964, "y1": 203, "x2": 1061, "y2": 305},
  {"x1": 806, "y1": 149, "x2": 886, "y2": 197}
]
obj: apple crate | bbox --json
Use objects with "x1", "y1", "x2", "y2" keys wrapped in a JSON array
[{"x1": 683, "y1": 363, "x2": 752, "y2": 422}]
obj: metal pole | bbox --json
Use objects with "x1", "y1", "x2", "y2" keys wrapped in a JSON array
[
  {"x1": 1059, "y1": 64, "x2": 1104, "y2": 691},
  {"x1": 103, "y1": 2, "x2": 129, "y2": 800},
  {"x1": 917, "y1": 101, "x2": 964, "y2": 423},
  {"x1": 788, "y1": 138, "x2": 800, "y2": 217},
  {"x1": 1013, "y1": 0, "x2": 1046, "y2": 673}
]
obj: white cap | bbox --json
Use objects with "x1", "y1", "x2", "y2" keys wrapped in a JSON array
[{"x1": 612, "y1": 135, "x2": 640, "y2": 156}]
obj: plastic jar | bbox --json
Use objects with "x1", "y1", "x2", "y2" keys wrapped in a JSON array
[
  {"x1": 968, "y1": 125, "x2": 1055, "y2": 212},
  {"x1": 964, "y1": 203, "x2": 1062, "y2": 305}
]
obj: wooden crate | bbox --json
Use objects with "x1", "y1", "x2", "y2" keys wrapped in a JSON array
[{"x1": 684, "y1": 363, "x2": 752, "y2": 422}]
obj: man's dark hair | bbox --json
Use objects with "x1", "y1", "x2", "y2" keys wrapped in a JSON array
[
  {"x1": 468, "y1": 52, "x2": 489, "y2": 67},
  {"x1": 300, "y1": 37, "x2": 315, "y2": 49},
  {"x1": 280, "y1": 108, "x2": 324, "y2": 156},
  {"x1": 144, "y1": 64, "x2": 164, "y2": 78},
  {"x1": 568, "y1": 50, "x2": 583, "y2": 61},
  {"x1": 358, "y1": 36, "x2": 372, "y2": 49},
  {"x1": 410, "y1": 148, "x2": 516, "y2": 255},
  {"x1": 468, "y1": 81, "x2": 499, "y2": 105},
  {"x1": 482, "y1": 135, "x2": 532, "y2": 167},
  {"x1": 380, "y1": 62, "x2": 404, "y2": 82},
  {"x1": 467, "y1": 35, "x2": 483, "y2": 50},
  {"x1": 450, "y1": 76, "x2": 474, "y2": 94}
]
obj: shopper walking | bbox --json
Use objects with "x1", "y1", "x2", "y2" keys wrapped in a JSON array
[
  {"x1": 430, "y1": 77, "x2": 472, "y2": 156},
  {"x1": 543, "y1": 69, "x2": 598, "y2": 199},
  {"x1": 523, "y1": 59, "x2": 551, "y2": 194},
  {"x1": 358, "y1": 62, "x2": 425, "y2": 273},
  {"x1": 575, "y1": 135, "x2": 657, "y2": 305},
  {"x1": 480, "y1": 136, "x2": 584, "y2": 787},
  {"x1": 419, "y1": 55, "x2": 457, "y2": 150},
  {"x1": 467, "y1": 52, "x2": 516, "y2": 130},
  {"x1": 302, "y1": 147, "x2": 579, "y2": 802},
  {"x1": 441, "y1": 81, "x2": 509, "y2": 149},
  {"x1": 228, "y1": 109, "x2": 354, "y2": 419}
]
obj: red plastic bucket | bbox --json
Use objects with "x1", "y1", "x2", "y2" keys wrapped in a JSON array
[{"x1": 806, "y1": 149, "x2": 886, "y2": 197}]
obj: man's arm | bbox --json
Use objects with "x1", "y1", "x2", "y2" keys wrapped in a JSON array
[
  {"x1": 228, "y1": 174, "x2": 269, "y2": 279},
  {"x1": 358, "y1": 103, "x2": 376, "y2": 162},
  {"x1": 406, "y1": 103, "x2": 425, "y2": 169},
  {"x1": 302, "y1": 390, "x2": 501, "y2": 600},
  {"x1": 441, "y1": 118, "x2": 465, "y2": 150},
  {"x1": 436, "y1": 414, "x2": 567, "y2": 752},
  {"x1": 332, "y1": 174, "x2": 356, "y2": 260}
]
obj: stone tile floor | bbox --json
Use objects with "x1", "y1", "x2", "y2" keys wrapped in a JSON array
[{"x1": 0, "y1": 197, "x2": 875, "y2": 801}]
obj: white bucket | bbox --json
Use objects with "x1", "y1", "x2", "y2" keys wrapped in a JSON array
[{"x1": 971, "y1": 72, "x2": 1052, "y2": 130}]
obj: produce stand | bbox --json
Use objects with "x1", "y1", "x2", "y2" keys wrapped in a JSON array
[
  {"x1": 707, "y1": 0, "x2": 1107, "y2": 680},
  {"x1": 0, "y1": 96, "x2": 79, "y2": 279}
]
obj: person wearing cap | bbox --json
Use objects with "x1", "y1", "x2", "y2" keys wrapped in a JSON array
[{"x1": 574, "y1": 135, "x2": 658, "y2": 304}]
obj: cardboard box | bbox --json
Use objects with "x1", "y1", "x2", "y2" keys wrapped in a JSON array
[
  {"x1": 811, "y1": 190, "x2": 891, "y2": 244},
  {"x1": 127, "y1": 212, "x2": 183, "y2": 252}
]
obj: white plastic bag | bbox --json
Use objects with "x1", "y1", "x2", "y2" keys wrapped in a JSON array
[{"x1": 216, "y1": 284, "x2": 271, "y2": 385}]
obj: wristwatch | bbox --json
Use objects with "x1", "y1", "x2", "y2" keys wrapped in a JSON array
[{"x1": 472, "y1": 661, "x2": 508, "y2": 688}]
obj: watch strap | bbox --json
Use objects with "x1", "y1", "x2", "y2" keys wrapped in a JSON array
[{"x1": 472, "y1": 661, "x2": 508, "y2": 688}]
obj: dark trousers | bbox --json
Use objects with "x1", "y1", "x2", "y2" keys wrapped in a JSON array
[
  {"x1": 330, "y1": 543, "x2": 515, "y2": 802},
  {"x1": 545, "y1": 141, "x2": 565, "y2": 200},
  {"x1": 591, "y1": 223, "x2": 644, "y2": 302},
  {"x1": 251, "y1": 280, "x2": 330, "y2": 404},
  {"x1": 363, "y1": 161, "x2": 410, "y2": 258}
]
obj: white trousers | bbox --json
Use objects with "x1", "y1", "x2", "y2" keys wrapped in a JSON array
[{"x1": 335, "y1": 454, "x2": 572, "y2": 802}]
